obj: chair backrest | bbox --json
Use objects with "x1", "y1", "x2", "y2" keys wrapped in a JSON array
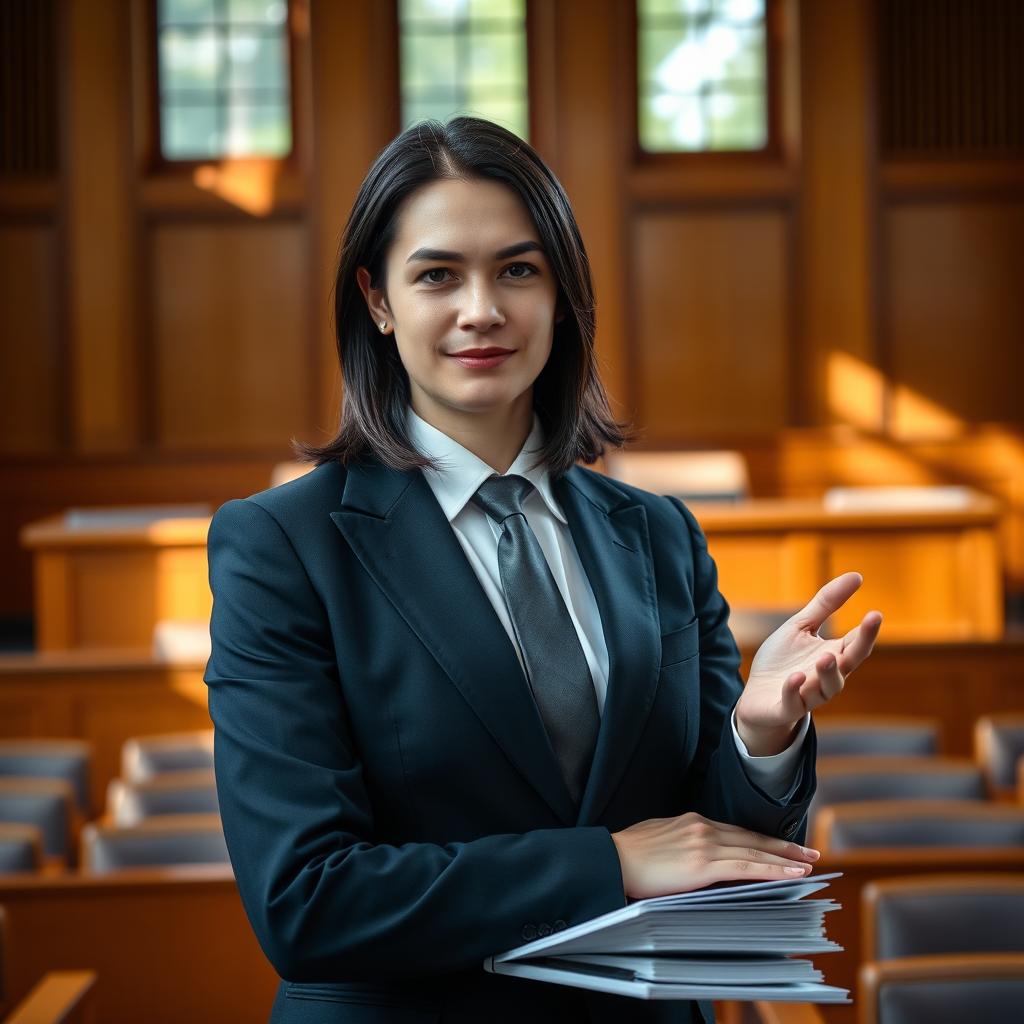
[
  {"x1": 0, "y1": 739, "x2": 92, "y2": 814},
  {"x1": 0, "y1": 823, "x2": 44, "y2": 874},
  {"x1": 0, "y1": 779, "x2": 75, "y2": 859},
  {"x1": 121, "y1": 730, "x2": 214, "y2": 783},
  {"x1": 810, "y1": 757, "x2": 985, "y2": 829},
  {"x1": 105, "y1": 770, "x2": 218, "y2": 826},
  {"x1": 814, "y1": 800, "x2": 1024, "y2": 854},
  {"x1": 974, "y1": 713, "x2": 1024, "y2": 793},
  {"x1": 858, "y1": 953, "x2": 1024, "y2": 1024},
  {"x1": 80, "y1": 814, "x2": 229, "y2": 874},
  {"x1": 863, "y1": 873, "x2": 1024, "y2": 960},
  {"x1": 815, "y1": 717, "x2": 940, "y2": 757}
]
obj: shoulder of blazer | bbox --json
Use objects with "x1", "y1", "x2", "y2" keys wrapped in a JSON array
[
  {"x1": 240, "y1": 461, "x2": 350, "y2": 524},
  {"x1": 563, "y1": 464, "x2": 699, "y2": 539}
]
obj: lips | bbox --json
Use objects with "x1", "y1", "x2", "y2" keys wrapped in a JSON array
[
  {"x1": 447, "y1": 347, "x2": 514, "y2": 357},
  {"x1": 446, "y1": 347, "x2": 515, "y2": 369}
]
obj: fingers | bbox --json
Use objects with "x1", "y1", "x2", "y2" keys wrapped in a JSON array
[
  {"x1": 793, "y1": 572, "x2": 863, "y2": 633},
  {"x1": 836, "y1": 610, "x2": 883, "y2": 674},
  {"x1": 707, "y1": 820, "x2": 820, "y2": 863}
]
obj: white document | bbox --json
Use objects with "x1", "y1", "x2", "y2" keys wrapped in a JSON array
[{"x1": 484, "y1": 873, "x2": 850, "y2": 1003}]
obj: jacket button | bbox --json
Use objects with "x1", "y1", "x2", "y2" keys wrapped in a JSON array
[
  {"x1": 521, "y1": 924, "x2": 537, "y2": 941},
  {"x1": 553, "y1": 920, "x2": 567, "y2": 931},
  {"x1": 538, "y1": 922, "x2": 552, "y2": 937}
]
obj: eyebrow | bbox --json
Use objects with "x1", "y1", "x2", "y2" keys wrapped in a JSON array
[{"x1": 405, "y1": 240, "x2": 545, "y2": 264}]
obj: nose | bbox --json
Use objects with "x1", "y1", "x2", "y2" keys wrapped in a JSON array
[{"x1": 456, "y1": 276, "x2": 505, "y2": 333}]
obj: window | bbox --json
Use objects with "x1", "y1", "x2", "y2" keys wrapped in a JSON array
[
  {"x1": 399, "y1": 0, "x2": 529, "y2": 140},
  {"x1": 155, "y1": 0, "x2": 292, "y2": 160},
  {"x1": 637, "y1": 0, "x2": 769, "y2": 153}
]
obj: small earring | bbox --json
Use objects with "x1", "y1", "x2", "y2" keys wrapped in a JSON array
[{"x1": 379, "y1": 319, "x2": 388, "y2": 332}]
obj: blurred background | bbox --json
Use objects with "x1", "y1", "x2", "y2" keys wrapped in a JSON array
[{"x1": 0, "y1": 1, "x2": 1022, "y2": 1022}]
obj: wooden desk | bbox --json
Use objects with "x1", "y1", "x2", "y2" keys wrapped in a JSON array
[
  {"x1": 691, "y1": 496, "x2": 1004, "y2": 641},
  {"x1": 0, "y1": 867, "x2": 276, "y2": 1024},
  {"x1": 19, "y1": 515, "x2": 211, "y2": 652}
]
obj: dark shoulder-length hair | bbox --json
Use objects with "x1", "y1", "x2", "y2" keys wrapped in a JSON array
[{"x1": 293, "y1": 116, "x2": 629, "y2": 477}]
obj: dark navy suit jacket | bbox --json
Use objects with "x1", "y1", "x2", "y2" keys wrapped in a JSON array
[{"x1": 204, "y1": 457, "x2": 816, "y2": 1024}]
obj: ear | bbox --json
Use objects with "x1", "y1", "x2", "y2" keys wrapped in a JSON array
[{"x1": 356, "y1": 267, "x2": 393, "y2": 334}]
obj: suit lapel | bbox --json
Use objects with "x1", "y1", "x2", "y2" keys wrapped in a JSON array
[
  {"x1": 555, "y1": 468, "x2": 662, "y2": 825},
  {"x1": 330, "y1": 459, "x2": 577, "y2": 825}
]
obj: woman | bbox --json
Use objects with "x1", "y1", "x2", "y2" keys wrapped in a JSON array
[{"x1": 205, "y1": 117, "x2": 882, "y2": 1024}]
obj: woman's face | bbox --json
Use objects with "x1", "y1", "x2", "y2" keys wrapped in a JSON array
[{"x1": 358, "y1": 177, "x2": 560, "y2": 426}]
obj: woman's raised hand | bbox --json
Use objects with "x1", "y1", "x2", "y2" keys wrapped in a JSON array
[
  {"x1": 610, "y1": 812, "x2": 820, "y2": 900},
  {"x1": 734, "y1": 572, "x2": 883, "y2": 756}
]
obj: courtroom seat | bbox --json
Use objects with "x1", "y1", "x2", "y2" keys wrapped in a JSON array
[
  {"x1": 814, "y1": 801, "x2": 1024, "y2": 854},
  {"x1": 80, "y1": 814, "x2": 229, "y2": 873},
  {"x1": 0, "y1": 969, "x2": 97, "y2": 1024},
  {"x1": 104, "y1": 770, "x2": 218, "y2": 826},
  {"x1": 0, "y1": 825, "x2": 43, "y2": 875},
  {"x1": 974, "y1": 713, "x2": 1024, "y2": 798},
  {"x1": 0, "y1": 780, "x2": 76, "y2": 863},
  {"x1": 0, "y1": 740, "x2": 92, "y2": 815},
  {"x1": 815, "y1": 717, "x2": 940, "y2": 757},
  {"x1": 809, "y1": 757, "x2": 985, "y2": 831},
  {"x1": 862, "y1": 874, "x2": 1024, "y2": 961},
  {"x1": 857, "y1": 953, "x2": 1024, "y2": 1024},
  {"x1": 120, "y1": 730, "x2": 214, "y2": 783}
]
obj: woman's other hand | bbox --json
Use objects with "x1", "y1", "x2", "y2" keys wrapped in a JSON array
[
  {"x1": 735, "y1": 572, "x2": 883, "y2": 756},
  {"x1": 610, "y1": 813, "x2": 820, "y2": 900}
]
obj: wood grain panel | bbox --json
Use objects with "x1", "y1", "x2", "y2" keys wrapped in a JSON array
[
  {"x1": 0, "y1": 225, "x2": 60, "y2": 453},
  {"x1": 634, "y1": 209, "x2": 790, "y2": 440},
  {"x1": 151, "y1": 222, "x2": 309, "y2": 450},
  {"x1": 886, "y1": 202, "x2": 1024, "y2": 436}
]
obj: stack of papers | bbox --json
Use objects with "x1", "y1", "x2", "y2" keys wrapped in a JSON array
[{"x1": 484, "y1": 872, "x2": 849, "y2": 1003}]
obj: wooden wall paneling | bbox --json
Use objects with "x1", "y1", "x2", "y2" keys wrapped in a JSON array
[
  {"x1": 0, "y1": 224, "x2": 61, "y2": 453},
  {"x1": 633, "y1": 208, "x2": 790, "y2": 441},
  {"x1": 151, "y1": 221, "x2": 309, "y2": 451},
  {"x1": 798, "y1": 0, "x2": 879, "y2": 430},
  {"x1": 62, "y1": 0, "x2": 139, "y2": 452},
  {"x1": 307, "y1": 0, "x2": 399, "y2": 447},
  {"x1": 885, "y1": 201, "x2": 1024, "y2": 437},
  {"x1": 0, "y1": 870, "x2": 277, "y2": 1024},
  {"x1": 545, "y1": 0, "x2": 631, "y2": 419}
]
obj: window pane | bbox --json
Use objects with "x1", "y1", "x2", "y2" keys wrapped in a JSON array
[
  {"x1": 637, "y1": 0, "x2": 768, "y2": 153},
  {"x1": 708, "y1": 89, "x2": 765, "y2": 148},
  {"x1": 162, "y1": 104, "x2": 221, "y2": 158},
  {"x1": 468, "y1": 31, "x2": 524, "y2": 90},
  {"x1": 227, "y1": 31, "x2": 288, "y2": 91},
  {"x1": 224, "y1": 103, "x2": 291, "y2": 157},
  {"x1": 401, "y1": 32, "x2": 459, "y2": 90},
  {"x1": 159, "y1": 28, "x2": 221, "y2": 95},
  {"x1": 227, "y1": 0, "x2": 288, "y2": 25},
  {"x1": 399, "y1": 0, "x2": 528, "y2": 138},
  {"x1": 158, "y1": 0, "x2": 216, "y2": 26},
  {"x1": 157, "y1": 0, "x2": 293, "y2": 160}
]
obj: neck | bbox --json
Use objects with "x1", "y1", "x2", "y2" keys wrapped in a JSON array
[{"x1": 411, "y1": 392, "x2": 534, "y2": 474}]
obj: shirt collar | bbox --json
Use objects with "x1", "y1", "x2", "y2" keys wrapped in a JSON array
[{"x1": 406, "y1": 406, "x2": 567, "y2": 525}]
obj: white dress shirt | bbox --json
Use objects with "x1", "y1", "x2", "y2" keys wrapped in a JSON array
[{"x1": 406, "y1": 407, "x2": 809, "y2": 800}]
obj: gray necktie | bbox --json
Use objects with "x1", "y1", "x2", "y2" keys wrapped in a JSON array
[{"x1": 472, "y1": 474, "x2": 599, "y2": 805}]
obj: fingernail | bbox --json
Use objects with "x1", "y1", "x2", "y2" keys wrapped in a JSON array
[
  {"x1": 801, "y1": 847, "x2": 820, "y2": 859},
  {"x1": 785, "y1": 866, "x2": 808, "y2": 874}
]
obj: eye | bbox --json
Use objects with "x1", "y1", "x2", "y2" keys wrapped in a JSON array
[
  {"x1": 418, "y1": 267, "x2": 453, "y2": 285},
  {"x1": 502, "y1": 262, "x2": 539, "y2": 279}
]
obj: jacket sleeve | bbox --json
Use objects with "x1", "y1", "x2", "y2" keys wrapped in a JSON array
[
  {"x1": 667, "y1": 497, "x2": 817, "y2": 844},
  {"x1": 204, "y1": 497, "x2": 626, "y2": 984}
]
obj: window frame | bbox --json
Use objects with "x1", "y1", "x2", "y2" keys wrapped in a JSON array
[
  {"x1": 147, "y1": 0, "x2": 300, "y2": 171},
  {"x1": 394, "y1": 0, "x2": 532, "y2": 142},
  {"x1": 630, "y1": 0, "x2": 784, "y2": 164}
]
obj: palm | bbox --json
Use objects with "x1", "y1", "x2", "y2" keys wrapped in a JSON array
[{"x1": 736, "y1": 573, "x2": 883, "y2": 736}]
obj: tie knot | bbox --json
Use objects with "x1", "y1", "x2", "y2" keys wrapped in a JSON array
[{"x1": 472, "y1": 474, "x2": 534, "y2": 523}]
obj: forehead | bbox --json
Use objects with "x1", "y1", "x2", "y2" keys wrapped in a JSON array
[{"x1": 390, "y1": 178, "x2": 540, "y2": 256}]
